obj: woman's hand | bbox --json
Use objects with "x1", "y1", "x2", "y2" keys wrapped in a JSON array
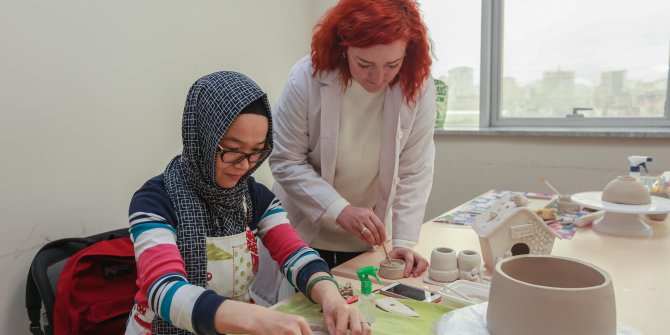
[
  {"x1": 310, "y1": 275, "x2": 371, "y2": 335},
  {"x1": 388, "y1": 247, "x2": 429, "y2": 277},
  {"x1": 320, "y1": 295, "x2": 371, "y2": 335},
  {"x1": 336, "y1": 206, "x2": 386, "y2": 246},
  {"x1": 214, "y1": 299, "x2": 312, "y2": 335}
]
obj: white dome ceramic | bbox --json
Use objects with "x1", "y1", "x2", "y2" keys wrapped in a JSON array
[
  {"x1": 601, "y1": 176, "x2": 650, "y2": 205},
  {"x1": 486, "y1": 255, "x2": 616, "y2": 335}
]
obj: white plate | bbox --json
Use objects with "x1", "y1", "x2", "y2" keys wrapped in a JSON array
[{"x1": 571, "y1": 191, "x2": 670, "y2": 214}]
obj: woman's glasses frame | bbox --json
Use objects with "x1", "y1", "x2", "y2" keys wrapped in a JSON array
[{"x1": 216, "y1": 144, "x2": 270, "y2": 164}]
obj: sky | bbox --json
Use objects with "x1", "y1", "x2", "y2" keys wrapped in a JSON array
[{"x1": 420, "y1": 0, "x2": 670, "y2": 86}]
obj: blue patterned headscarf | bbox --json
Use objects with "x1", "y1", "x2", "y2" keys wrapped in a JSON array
[{"x1": 158, "y1": 71, "x2": 272, "y2": 334}]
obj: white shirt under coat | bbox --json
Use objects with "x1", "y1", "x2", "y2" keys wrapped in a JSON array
[
  {"x1": 270, "y1": 55, "x2": 436, "y2": 250},
  {"x1": 311, "y1": 79, "x2": 384, "y2": 252}
]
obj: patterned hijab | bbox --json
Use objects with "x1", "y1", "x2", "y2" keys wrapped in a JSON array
[{"x1": 158, "y1": 71, "x2": 272, "y2": 334}]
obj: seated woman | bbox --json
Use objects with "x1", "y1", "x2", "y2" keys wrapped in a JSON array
[{"x1": 125, "y1": 71, "x2": 368, "y2": 335}]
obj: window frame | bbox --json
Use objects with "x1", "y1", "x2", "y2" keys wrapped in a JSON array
[{"x1": 480, "y1": 0, "x2": 670, "y2": 128}]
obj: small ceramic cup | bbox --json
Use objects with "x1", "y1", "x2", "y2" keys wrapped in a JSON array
[
  {"x1": 379, "y1": 258, "x2": 405, "y2": 280},
  {"x1": 557, "y1": 194, "x2": 581, "y2": 213},
  {"x1": 646, "y1": 193, "x2": 668, "y2": 221},
  {"x1": 430, "y1": 247, "x2": 458, "y2": 271},
  {"x1": 428, "y1": 247, "x2": 459, "y2": 283},
  {"x1": 457, "y1": 250, "x2": 482, "y2": 282}
]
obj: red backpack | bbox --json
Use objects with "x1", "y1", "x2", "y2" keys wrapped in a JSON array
[{"x1": 26, "y1": 229, "x2": 138, "y2": 335}]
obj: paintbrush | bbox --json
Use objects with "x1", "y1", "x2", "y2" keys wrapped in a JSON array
[
  {"x1": 381, "y1": 242, "x2": 392, "y2": 266},
  {"x1": 368, "y1": 207, "x2": 392, "y2": 265},
  {"x1": 539, "y1": 176, "x2": 562, "y2": 195}
]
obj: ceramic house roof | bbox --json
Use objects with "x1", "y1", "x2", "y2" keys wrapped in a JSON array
[{"x1": 471, "y1": 205, "x2": 562, "y2": 240}]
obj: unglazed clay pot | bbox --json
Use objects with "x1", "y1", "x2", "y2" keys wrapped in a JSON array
[
  {"x1": 428, "y1": 247, "x2": 459, "y2": 282},
  {"x1": 601, "y1": 175, "x2": 650, "y2": 205},
  {"x1": 430, "y1": 247, "x2": 458, "y2": 271},
  {"x1": 457, "y1": 250, "x2": 482, "y2": 282},
  {"x1": 557, "y1": 194, "x2": 581, "y2": 213},
  {"x1": 487, "y1": 255, "x2": 616, "y2": 335},
  {"x1": 379, "y1": 258, "x2": 405, "y2": 280}
]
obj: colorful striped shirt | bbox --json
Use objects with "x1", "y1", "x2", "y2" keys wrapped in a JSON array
[{"x1": 125, "y1": 175, "x2": 329, "y2": 334}]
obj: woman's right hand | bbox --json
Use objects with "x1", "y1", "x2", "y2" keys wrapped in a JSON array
[
  {"x1": 214, "y1": 299, "x2": 312, "y2": 334},
  {"x1": 336, "y1": 205, "x2": 386, "y2": 246}
]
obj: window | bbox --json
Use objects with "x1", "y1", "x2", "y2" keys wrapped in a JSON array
[
  {"x1": 421, "y1": 0, "x2": 481, "y2": 127},
  {"x1": 421, "y1": 0, "x2": 670, "y2": 128}
]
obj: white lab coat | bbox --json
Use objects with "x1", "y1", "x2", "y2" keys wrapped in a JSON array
[{"x1": 252, "y1": 56, "x2": 436, "y2": 304}]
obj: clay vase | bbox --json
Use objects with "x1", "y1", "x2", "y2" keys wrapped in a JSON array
[
  {"x1": 486, "y1": 255, "x2": 616, "y2": 335},
  {"x1": 457, "y1": 250, "x2": 481, "y2": 282},
  {"x1": 601, "y1": 175, "x2": 650, "y2": 205},
  {"x1": 428, "y1": 247, "x2": 459, "y2": 283},
  {"x1": 379, "y1": 258, "x2": 405, "y2": 280}
]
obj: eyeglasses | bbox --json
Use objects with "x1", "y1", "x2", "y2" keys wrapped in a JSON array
[{"x1": 216, "y1": 144, "x2": 270, "y2": 164}]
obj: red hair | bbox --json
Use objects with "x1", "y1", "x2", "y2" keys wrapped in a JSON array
[{"x1": 311, "y1": 0, "x2": 432, "y2": 106}]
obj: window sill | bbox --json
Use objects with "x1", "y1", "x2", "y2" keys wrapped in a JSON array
[{"x1": 435, "y1": 127, "x2": 670, "y2": 138}]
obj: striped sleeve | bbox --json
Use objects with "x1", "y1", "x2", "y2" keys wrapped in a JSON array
[
  {"x1": 251, "y1": 181, "x2": 330, "y2": 296},
  {"x1": 128, "y1": 176, "x2": 226, "y2": 334}
]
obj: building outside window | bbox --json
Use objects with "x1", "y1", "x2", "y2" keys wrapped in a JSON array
[
  {"x1": 420, "y1": 0, "x2": 670, "y2": 128},
  {"x1": 421, "y1": 0, "x2": 481, "y2": 127}
]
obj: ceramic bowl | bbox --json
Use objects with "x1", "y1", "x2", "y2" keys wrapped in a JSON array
[
  {"x1": 601, "y1": 175, "x2": 650, "y2": 205},
  {"x1": 486, "y1": 255, "x2": 616, "y2": 335},
  {"x1": 379, "y1": 258, "x2": 405, "y2": 280},
  {"x1": 646, "y1": 193, "x2": 669, "y2": 221},
  {"x1": 557, "y1": 194, "x2": 581, "y2": 213},
  {"x1": 646, "y1": 213, "x2": 668, "y2": 221}
]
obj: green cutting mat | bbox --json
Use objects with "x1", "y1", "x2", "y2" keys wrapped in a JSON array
[{"x1": 276, "y1": 293, "x2": 454, "y2": 334}]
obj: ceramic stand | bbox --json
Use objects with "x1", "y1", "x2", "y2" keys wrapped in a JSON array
[
  {"x1": 593, "y1": 212, "x2": 652, "y2": 237},
  {"x1": 571, "y1": 191, "x2": 670, "y2": 238}
]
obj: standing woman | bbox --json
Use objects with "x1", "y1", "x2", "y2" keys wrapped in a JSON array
[
  {"x1": 255, "y1": 0, "x2": 435, "y2": 303},
  {"x1": 126, "y1": 71, "x2": 368, "y2": 335}
]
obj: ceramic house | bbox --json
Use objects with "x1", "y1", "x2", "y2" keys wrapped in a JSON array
[{"x1": 471, "y1": 194, "x2": 562, "y2": 270}]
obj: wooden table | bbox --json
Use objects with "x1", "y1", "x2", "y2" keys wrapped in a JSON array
[{"x1": 332, "y1": 202, "x2": 669, "y2": 335}]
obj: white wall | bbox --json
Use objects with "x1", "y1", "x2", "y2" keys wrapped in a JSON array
[
  {"x1": 0, "y1": 0, "x2": 315, "y2": 333},
  {"x1": 426, "y1": 135, "x2": 670, "y2": 221}
]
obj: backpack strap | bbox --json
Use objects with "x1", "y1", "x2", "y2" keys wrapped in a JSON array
[{"x1": 26, "y1": 271, "x2": 45, "y2": 335}]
